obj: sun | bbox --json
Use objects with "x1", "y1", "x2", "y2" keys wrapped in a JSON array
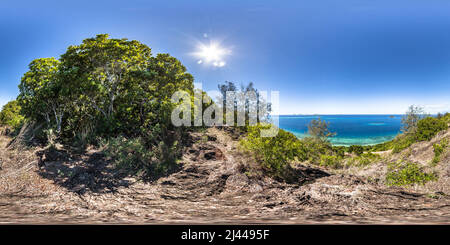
[
  {"x1": 199, "y1": 44, "x2": 224, "y2": 62},
  {"x1": 193, "y1": 41, "x2": 230, "y2": 67}
]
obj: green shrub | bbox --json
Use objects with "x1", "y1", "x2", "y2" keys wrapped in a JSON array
[
  {"x1": 332, "y1": 146, "x2": 346, "y2": 158},
  {"x1": 102, "y1": 136, "x2": 179, "y2": 179},
  {"x1": 346, "y1": 152, "x2": 380, "y2": 167},
  {"x1": 300, "y1": 137, "x2": 334, "y2": 162},
  {"x1": 369, "y1": 141, "x2": 391, "y2": 152},
  {"x1": 0, "y1": 100, "x2": 25, "y2": 131},
  {"x1": 437, "y1": 112, "x2": 450, "y2": 125},
  {"x1": 391, "y1": 134, "x2": 416, "y2": 153},
  {"x1": 369, "y1": 114, "x2": 448, "y2": 153},
  {"x1": 386, "y1": 161, "x2": 437, "y2": 186},
  {"x1": 319, "y1": 155, "x2": 342, "y2": 168},
  {"x1": 368, "y1": 134, "x2": 413, "y2": 152},
  {"x1": 103, "y1": 136, "x2": 152, "y2": 176},
  {"x1": 415, "y1": 117, "x2": 447, "y2": 141},
  {"x1": 240, "y1": 124, "x2": 306, "y2": 176},
  {"x1": 432, "y1": 139, "x2": 449, "y2": 164},
  {"x1": 348, "y1": 145, "x2": 364, "y2": 156},
  {"x1": 359, "y1": 152, "x2": 380, "y2": 166}
]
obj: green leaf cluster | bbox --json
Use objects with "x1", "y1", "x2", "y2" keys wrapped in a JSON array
[
  {"x1": 240, "y1": 124, "x2": 307, "y2": 177},
  {"x1": 432, "y1": 139, "x2": 449, "y2": 165},
  {"x1": 0, "y1": 100, "x2": 24, "y2": 130},
  {"x1": 386, "y1": 161, "x2": 437, "y2": 186},
  {"x1": 15, "y1": 34, "x2": 198, "y2": 178},
  {"x1": 415, "y1": 117, "x2": 447, "y2": 141}
]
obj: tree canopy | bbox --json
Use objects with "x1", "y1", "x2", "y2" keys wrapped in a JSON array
[
  {"x1": 0, "y1": 100, "x2": 24, "y2": 130},
  {"x1": 17, "y1": 34, "x2": 195, "y2": 149}
]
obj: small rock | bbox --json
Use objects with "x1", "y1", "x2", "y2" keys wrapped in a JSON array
[
  {"x1": 249, "y1": 183, "x2": 263, "y2": 193},
  {"x1": 203, "y1": 148, "x2": 224, "y2": 160},
  {"x1": 225, "y1": 173, "x2": 249, "y2": 190}
]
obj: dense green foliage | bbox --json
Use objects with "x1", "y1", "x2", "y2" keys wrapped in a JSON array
[
  {"x1": 240, "y1": 124, "x2": 306, "y2": 177},
  {"x1": 365, "y1": 107, "x2": 447, "y2": 154},
  {"x1": 348, "y1": 145, "x2": 364, "y2": 156},
  {"x1": 18, "y1": 34, "x2": 194, "y2": 143},
  {"x1": 319, "y1": 154, "x2": 343, "y2": 168},
  {"x1": 102, "y1": 136, "x2": 181, "y2": 179},
  {"x1": 102, "y1": 136, "x2": 152, "y2": 177},
  {"x1": 14, "y1": 34, "x2": 200, "y2": 178},
  {"x1": 240, "y1": 122, "x2": 348, "y2": 174},
  {"x1": 301, "y1": 137, "x2": 334, "y2": 161},
  {"x1": 18, "y1": 58, "x2": 62, "y2": 129},
  {"x1": 8, "y1": 33, "x2": 449, "y2": 184},
  {"x1": 432, "y1": 139, "x2": 449, "y2": 165},
  {"x1": 386, "y1": 161, "x2": 437, "y2": 186},
  {"x1": 365, "y1": 133, "x2": 414, "y2": 153},
  {"x1": 0, "y1": 100, "x2": 24, "y2": 130},
  {"x1": 415, "y1": 117, "x2": 447, "y2": 141},
  {"x1": 437, "y1": 112, "x2": 450, "y2": 124}
]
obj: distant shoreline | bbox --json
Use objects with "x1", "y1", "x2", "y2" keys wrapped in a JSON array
[
  {"x1": 278, "y1": 114, "x2": 402, "y2": 146},
  {"x1": 276, "y1": 114, "x2": 404, "y2": 116}
]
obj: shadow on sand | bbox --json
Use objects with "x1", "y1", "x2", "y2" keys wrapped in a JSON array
[{"x1": 35, "y1": 147, "x2": 180, "y2": 194}]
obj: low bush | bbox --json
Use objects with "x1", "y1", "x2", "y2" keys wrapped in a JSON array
[
  {"x1": 300, "y1": 137, "x2": 334, "y2": 162},
  {"x1": 346, "y1": 152, "x2": 380, "y2": 167},
  {"x1": 348, "y1": 145, "x2": 364, "y2": 156},
  {"x1": 391, "y1": 134, "x2": 416, "y2": 153},
  {"x1": 432, "y1": 139, "x2": 449, "y2": 165},
  {"x1": 332, "y1": 146, "x2": 346, "y2": 158},
  {"x1": 319, "y1": 155, "x2": 343, "y2": 168},
  {"x1": 103, "y1": 136, "x2": 152, "y2": 177},
  {"x1": 415, "y1": 117, "x2": 447, "y2": 141},
  {"x1": 102, "y1": 136, "x2": 179, "y2": 179},
  {"x1": 368, "y1": 115, "x2": 448, "y2": 153},
  {"x1": 437, "y1": 112, "x2": 450, "y2": 125},
  {"x1": 385, "y1": 161, "x2": 437, "y2": 186},
  {"x1": 240, "y1": 124, "x2": 307, "y2": 178},
  {"x1": 0, "y1": 100, "x2": 24, "y2": 132}
]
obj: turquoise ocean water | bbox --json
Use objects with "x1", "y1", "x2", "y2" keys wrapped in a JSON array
[{"x1": 278, "y1": 115, "x2": 403, "y2": 146}]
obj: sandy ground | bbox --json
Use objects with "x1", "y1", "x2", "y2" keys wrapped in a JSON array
[{"x1": 0, "y1": 128, "x2": 449, "y2": 224}]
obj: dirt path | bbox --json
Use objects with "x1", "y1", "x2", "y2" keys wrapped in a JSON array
[{"x1": 0, "y1": 129, "x2": 449, "y2": 224}]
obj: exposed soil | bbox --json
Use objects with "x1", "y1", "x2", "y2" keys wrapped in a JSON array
[{"x1": 0, "y1": 128, "x2": 449, "y2": 224}]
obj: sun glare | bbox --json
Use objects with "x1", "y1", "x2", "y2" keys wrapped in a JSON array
[{"x1": 194, "y1": 41, "x2": 230, "y2": 67}]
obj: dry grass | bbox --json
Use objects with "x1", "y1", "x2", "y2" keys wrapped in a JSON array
[{"x1": 0, "y1": 127, "x2": 449, "y2": 224}]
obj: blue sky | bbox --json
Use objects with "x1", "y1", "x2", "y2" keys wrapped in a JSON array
[{"x1": 1, "y1": 0, "x2": 450, "y2": 114}]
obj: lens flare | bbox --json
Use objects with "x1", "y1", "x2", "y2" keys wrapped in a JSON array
[{"x1": 193, "y1": 41, "x2": 230, "y2": 67}]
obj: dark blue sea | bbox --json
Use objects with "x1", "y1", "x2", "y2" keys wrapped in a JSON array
[{"x1": 277, "y1": 115, "x2": 403, "y2": 146}]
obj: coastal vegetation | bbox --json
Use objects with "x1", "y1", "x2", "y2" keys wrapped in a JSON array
[
  {"x1": 240, "y1": 124, "x2": 306, "y2": 179},
  {"x1": 239, "y1": 106, "x2": 448, "y2": 186},
  {"x1": 3, "y1": 34, "x2": 204, "y2": 179},
  {"x1": 0, "y1": 100, "x2": 24, "y2": 132},
  {"x1": 0, "y1": 34, "x2": 448, "y2": 187},
  {"x1": 432, "y1": 139, "x2": 449, "y2": 165},
  {"x1": 366, "y1": 110, "x2": 449, "y2": 153},
  {"x1": 307, "y1": 117, "x2": 336, "y2": 142},
  {"x1": 385, "y1": 161, "x2": 437, "y2": 186}
]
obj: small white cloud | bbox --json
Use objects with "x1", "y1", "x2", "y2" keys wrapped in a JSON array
[
  {"x1": 424, "y1": 104, "x2": 450, "y2": 114},
  {"x1": 203, "y1": 33, "x2": 208, "y2": 38},
  {"x1": 197, "y1": 60, "x2": 203, "y2": 64}
]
